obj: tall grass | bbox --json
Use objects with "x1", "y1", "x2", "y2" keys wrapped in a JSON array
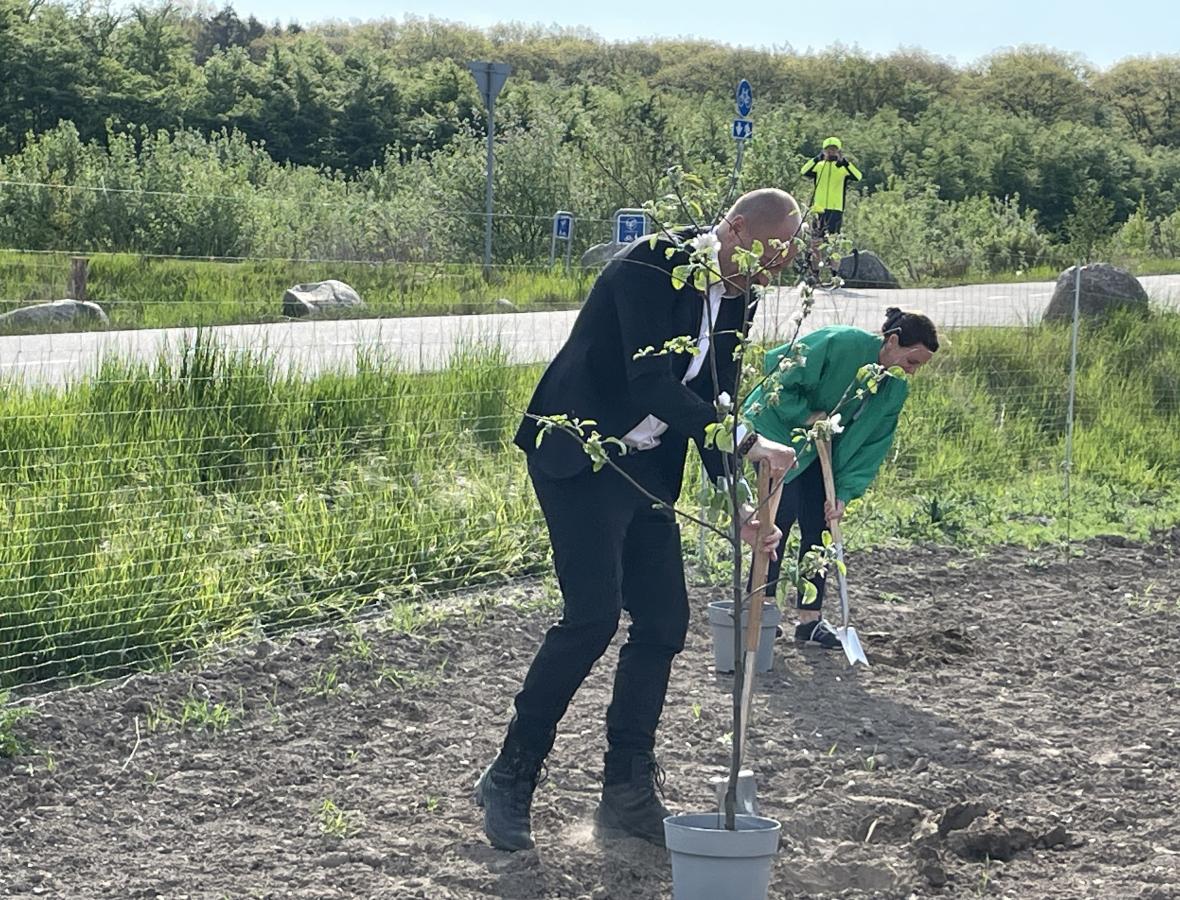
[
  {"x1": 856, "y1": 309, "x2": 1180, "y2": 547},
  {"x1": 0, "y1": 251, "x2": 593, "y2": 331},
  {"x1": 4, "y1": 248, "x2": 1179, "y2": 335},
  {"x1": 0, "y1": 335, "x2": 544, "y2": 689},
  {"x1": 3, "y1": 311, "x2": 1180, "y2": 689}
]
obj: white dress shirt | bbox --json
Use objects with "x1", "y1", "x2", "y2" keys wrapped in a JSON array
[{"x1": 622, "y1": 281, "x2": 725, "y2": 451}]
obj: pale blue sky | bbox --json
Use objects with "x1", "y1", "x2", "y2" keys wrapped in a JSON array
[{"x1": 228, "y1": 0, "x2": 1171, "y2": 68}]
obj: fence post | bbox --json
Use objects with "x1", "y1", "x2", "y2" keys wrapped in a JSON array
[
  {"x1": 68, "y1": 256, "x2": 89, "y2": 301},
  {"x1": 1063, "y1": 261, "x2": 1082, "y2": 563}
]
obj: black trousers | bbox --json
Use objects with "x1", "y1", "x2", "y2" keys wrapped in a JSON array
[
  {"x1": 816, "y1": 209, "x2": 844, "y2": 236},
  {"x1": 506, "y1": 440, "x2": 690, "y2": 769},
  {"x1": 762, "y1": 460, "x2": 829, "y2": 610}
]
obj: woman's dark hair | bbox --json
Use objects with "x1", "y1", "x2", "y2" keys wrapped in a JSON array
[{"x1": 882, "y1": 307, "x2": 939, "y2": 352}]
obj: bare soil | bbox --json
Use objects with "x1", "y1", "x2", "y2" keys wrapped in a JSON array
[{"x1": 3, "y1": 533, "x2": 1179, "y2": 899}]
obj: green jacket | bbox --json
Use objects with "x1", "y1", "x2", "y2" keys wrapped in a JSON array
[
  {"x1": 743, "y1": 325, "x2": 907, "y2": 502},
  {"x1": 800, "y1": 155, "x2": 862, "y2": 213}
]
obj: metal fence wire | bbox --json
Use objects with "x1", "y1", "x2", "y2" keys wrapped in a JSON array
[{"x1": 1, "y1": 214, "x2": 1178, "y2": 694}]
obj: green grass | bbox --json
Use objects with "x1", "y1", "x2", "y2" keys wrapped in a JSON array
[
  {"x1": 850, "y1": 309, "x2": 1180, "y2": 548},
  {"x1": 2, "y1": 311, "x2": 1180, "y2": 691},
  {"x1": 0, "y1": 250, "x2": 593, "y2": 331},
  {"x1": 3, "y1": 249, "x2": 1177, "y2": 335},
  {"x1": 0, "y1": 335, "x2": 546, "y2": 689},
  {"x1": 914, "y1": 257, "x2": 1180, "y2": 289},
  {"x1": 0, "y1": 690, "x2": 35, "y2": 756}
]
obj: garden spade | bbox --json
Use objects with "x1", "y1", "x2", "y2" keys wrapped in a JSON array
[
  {"x1": 732, "y1": 464, "x2": 784, "y2": 808},
  {"x1": 815, "y1": 439, "x2": 870, "y2": 667}
]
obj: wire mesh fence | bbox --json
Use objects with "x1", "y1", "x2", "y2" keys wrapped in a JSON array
[{"x1": 1, "y1": 191, "x2": 1179, "y2": 695}]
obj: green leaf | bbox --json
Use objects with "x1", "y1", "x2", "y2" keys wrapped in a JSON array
[{"x1": 735, "y1": 477, "x2": 753, "y2": 506}]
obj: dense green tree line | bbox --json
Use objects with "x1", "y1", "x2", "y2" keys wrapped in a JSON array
[{"x1": 1, "y1": 2, "x2": 1178, "y2": 273}]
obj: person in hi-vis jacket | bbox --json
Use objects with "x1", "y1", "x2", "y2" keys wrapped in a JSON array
[{"x1": 800, "y1": 136, "x2": 863, "y2": 236}]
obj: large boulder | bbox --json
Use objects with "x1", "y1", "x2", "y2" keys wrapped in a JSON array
[
  {"x1": 1043, "y1": 263, "x2": 1149, "y2": 322},
  {"x1": 282, "y1": 280, "x2": 365, "y2": 318},
  {"x1": 837, "y1": 249, "x2": 899, "y2": 289},
  {"x1": 580, "y1": 241, "x2": 625, "y2": 268},
  {"x1": 0, "y1": 299, "x2": 109, "y2": 332}
]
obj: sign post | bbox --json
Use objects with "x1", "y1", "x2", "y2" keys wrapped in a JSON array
[
  {"x1": 732, "y1": 78, "x2": 754, "y2": 172},
  {"x1": 467, "y1": 61, "x2": 511, "y2": 279},
  {"x1": 550, "y1": 210, "x2": 575, "y2": 269},
  {"x1": 723, "y1": 78, "x2": 754, "y2": 207},
  {"x1": 613, "y1": 208, "x2": 649, "y2": 245}
]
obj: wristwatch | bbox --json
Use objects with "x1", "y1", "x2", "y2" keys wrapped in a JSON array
[{"x1": 737, "y1": 429, "x2": 759, "y2": 457}]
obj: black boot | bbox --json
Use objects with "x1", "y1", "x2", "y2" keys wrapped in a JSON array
[
  {"x1": 594, "y1": 751, "x2": 671, "y2": 846},
  {"x1": 473, "y1": 744, "x2": 546, "y2": 852}
]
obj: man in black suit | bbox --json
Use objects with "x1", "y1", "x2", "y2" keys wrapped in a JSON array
[{"x1": 475, "y1": 188, "x2": 802, "y2": 851}]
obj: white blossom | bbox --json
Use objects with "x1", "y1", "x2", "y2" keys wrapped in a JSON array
[{"x1": 690, "y1": 231, "x2": 722, "y2": 263}]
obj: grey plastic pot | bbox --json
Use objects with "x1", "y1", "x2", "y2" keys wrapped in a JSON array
[
  {"x1": 707, "y1": 600, "x2": 781, "y2": 674},
  {"x1": 663, "y1": 813, "x2": 782, "y2": 900}
]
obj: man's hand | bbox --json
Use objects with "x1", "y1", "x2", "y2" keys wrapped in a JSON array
[
  {"x1": 744, "y1": 435, "x2": 796, "y2": 479},
  {"x1": 739, "y1": 503, "x2": 782, "y2": 560},
  {"x1": 825, "y1": 498, "x2": 846, "y2": 524}
]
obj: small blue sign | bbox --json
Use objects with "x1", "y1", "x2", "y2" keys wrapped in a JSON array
[
  {"x1": 615, "y1": 210, "x2": 647, "y2": 244},
  {"x1": 732, "y1": 118, "x2": 754, "y2": 141},
  {"x1": 736, "y1": 79, "x2": 753, "y2": 117},
  {"x1": 554, "y1": 212, "x2": 573, "y2": 240}
]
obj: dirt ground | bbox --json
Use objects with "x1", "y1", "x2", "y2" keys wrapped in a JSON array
[{"x1": 3, "y1": 533, "x2": 1179, "y2": 899}]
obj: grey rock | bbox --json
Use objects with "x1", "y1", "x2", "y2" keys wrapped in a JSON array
[
  {"x1": 580, "y1": 241, "x2": 625, "y2": 268},
  {"x1": 0, "y1": 299, "x2": 109, "y2": 332},
  {"x1": 1043, "y1": 263, "x2": 1148, "y2": 322},
  {"x1": 282, "y1": 280, "x2": 365, "y2": 318},
  {"x1": 837, "y1": 249, "x2": 899, "y2": 289}
]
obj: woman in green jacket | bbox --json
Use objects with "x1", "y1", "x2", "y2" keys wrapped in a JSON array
[{"x1": 744, "y1": 307, "x2": 940, "y2": 649}]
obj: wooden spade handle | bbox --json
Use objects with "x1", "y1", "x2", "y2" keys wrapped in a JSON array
[
  {"x1": 744, "y1": 463, "x2": 784, "y2": 651},
  {"x1": 815, "y1": 438, "x2": 842, "y2": 545}
]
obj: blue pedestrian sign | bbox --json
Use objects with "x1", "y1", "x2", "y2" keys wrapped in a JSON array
[
  {"x1": 550, "y1": 210, "x2": 575, "y2": 268},
  {"x1": 554, "y1": 211, "x2": 573, "y2": 240},
  {"x1": 736, "y1": 79, "x2": 753, "y2": 117},
  {"x1": 614, "y1": 209, "x2": 648, "y2": 244},
  {"x1": 732, "y1": 118, "x2": 754, "y2": 141}
]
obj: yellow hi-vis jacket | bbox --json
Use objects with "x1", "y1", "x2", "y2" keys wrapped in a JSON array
[{"x1": 800, "y1": 155, "x2": 863, "y2": 213}]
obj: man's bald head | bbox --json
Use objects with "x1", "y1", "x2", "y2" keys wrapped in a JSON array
[
  {"x1": 715, "y1": 188, "x2": 803, "y2": 292},
  {"x1": 725, "y1": 188, "x2": 802, "y2": 236}
]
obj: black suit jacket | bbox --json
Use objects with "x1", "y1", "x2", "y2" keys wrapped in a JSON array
[{"x1": 514, "y1": 230, "x2": 756, "y2": 495}]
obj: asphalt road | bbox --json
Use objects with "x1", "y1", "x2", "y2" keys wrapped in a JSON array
[{"x1": 2, "y1": 274, "x2": 1178, "y2": 386}]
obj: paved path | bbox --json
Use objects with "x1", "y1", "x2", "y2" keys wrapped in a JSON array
[{"x1": 2, "y1": 275, "x2": 1178, "y2": 386}]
